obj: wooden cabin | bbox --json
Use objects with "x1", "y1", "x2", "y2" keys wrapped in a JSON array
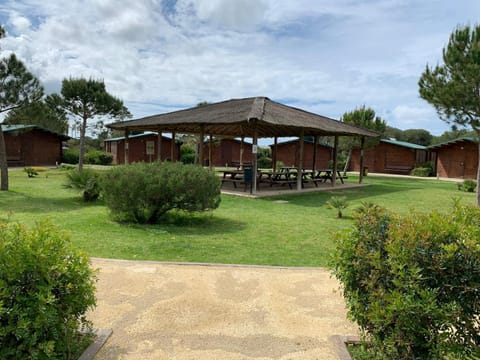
[
  {"x1": 104, "y1": 132, "x2": 181, "y2": 164},
  {"x1": 201, "y1": 138, "x2": 253, "y2": 167},
  {"x1": 429, "y1": 137, "x2": 478, "y2": 179},
  {"x1": 2, "y1": 125, "x2": 69, "y2": 167},
  {"x1": 350, "y1": 139, "x2": 428, "y2": 175},
  {"x1": 270, "y1": 138, "x2": 333, "y2": 169}
]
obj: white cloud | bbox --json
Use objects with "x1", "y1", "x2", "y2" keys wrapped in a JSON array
[{"x1": 1, "y1": 0, "x2": 479, "y2": 138}]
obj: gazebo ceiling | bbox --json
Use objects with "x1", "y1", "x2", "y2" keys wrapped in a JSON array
[{"x1": 108, "y1": 97, "x2": 379, "y2": 138}]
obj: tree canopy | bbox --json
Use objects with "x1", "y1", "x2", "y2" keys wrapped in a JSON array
[
  {"x1": 419, "y1": 24, "x2": 480, "y2": 205},
  {"x1": 4, "y1": 94, "x2": 68, "y2": 134},
  {"x1": 0, "y1": 26, "x2": 44, "y2": 190},
  {"x1": 60, "y1": 77, "x2": 131, "y2": 170},
  {"x1": 341, "y1": 105, "x2": 386, "y2": 148}
]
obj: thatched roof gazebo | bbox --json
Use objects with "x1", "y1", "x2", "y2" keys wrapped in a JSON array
[{"x1": 108, "y1": 97, "x2": 379, "y2": 193}]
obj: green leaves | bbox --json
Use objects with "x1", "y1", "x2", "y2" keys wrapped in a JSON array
[
  {"x1": 101, "y1": 162, "x2": 221, "y2": 224},
  {"x1": 0, "y1": 54, "x2": 44, "y2": 114},
  {"x1": 332, "y1": 203, "x2": 480, "y2": 358},
  {"x1": 0, "y1": 220, "x2": 96, "y2": 359}
]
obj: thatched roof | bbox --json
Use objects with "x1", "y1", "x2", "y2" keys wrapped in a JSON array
[{"x1": 108, "y1": 97, "x2": 379, "y2": 138}]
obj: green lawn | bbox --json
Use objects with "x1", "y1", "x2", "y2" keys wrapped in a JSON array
[{"x1": 0, "y1": 168, "x2": 476, "y2": 267}]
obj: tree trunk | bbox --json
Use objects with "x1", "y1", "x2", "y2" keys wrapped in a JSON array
[
  {"x1": 78, "y1": 115, "x2": 87, "y2": 171},
  {"x1": 343, "y1": 148, "x2": 352, "y2": 176},
  {"x1": 0, "y1": 127, "x2": 8, "y2": 191}
]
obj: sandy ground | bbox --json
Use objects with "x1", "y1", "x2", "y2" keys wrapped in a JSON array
[{"x1": 89, "y1": 258, "x2": 358, "y2": 360}]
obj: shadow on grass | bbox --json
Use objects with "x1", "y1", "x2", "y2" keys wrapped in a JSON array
[
  {"x1": 0, "y1": 190, "x2": 104, "y2": 214},
  {"x1": 270, "y1": 183, "x2": 423, "y2": 208},
  {"x1": 112, "y1": 211, "x2": 248, "y2": 236}
]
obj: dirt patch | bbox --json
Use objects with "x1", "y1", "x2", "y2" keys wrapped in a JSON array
[{"x1": 89, "y1": 259, "x2": 358, "y2": 359}]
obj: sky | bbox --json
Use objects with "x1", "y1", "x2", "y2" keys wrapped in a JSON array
[{"x1": 0, "y1": 0, "x2": 479, "y2": 138}]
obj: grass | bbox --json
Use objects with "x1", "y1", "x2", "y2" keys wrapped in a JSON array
[{"x1": 0, "y1": 168, "x2": 476, "y2": 267}]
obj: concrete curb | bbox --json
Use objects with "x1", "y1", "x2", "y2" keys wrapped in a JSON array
[
  {"x1": 78, "y1": 329, "x2": 112, "y2": 360},
  {"x1": 90, "y1": 257, "x2": 330, "y2": 271},
  {"x1": 330, "y1": 335, "x2": 362, "y2": 360}
]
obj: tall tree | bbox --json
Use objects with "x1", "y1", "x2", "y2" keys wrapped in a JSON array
[
  {"x1": 4, "y1": 94, "x2": 68, "y2": 134},
  {"x1": 0, "y1": 26, "x2": 44, "y2": 190},
  {"x1": 401, "y1": 129, "x2": 433, "y2": 146},
  {"x1": 60, "y1": 78, "x2": 131, "y2": 171},
  {"x1": 340, "y1": 105, "x2": 387, "y2": 172},
  {"x1": 419, "y1": 24, "x2": 480, "y2": 205}
]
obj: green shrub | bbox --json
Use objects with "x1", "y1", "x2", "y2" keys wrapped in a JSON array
[
  {"x1": 62, "y1": 148, "x2": 79, "y2": 164},
  {"x1": 84, "y1": 150, "x2": 113, "y2": 165},
  {"x1": 457, "y1": 179, "x2": 477, "y2": 193},
  {"x1": 180, "y1": 146, "x2": 196, "y2": 164},
  {"x1": 0, "y1": 220, "x2": 96, "y2": 359},
  {"x1": 332, "y1": 203, "x2": 480, "y2": 359},
  {"x1": 410, "y1": 167, "x2": 432, "y2": 177},
  {"x1": 325, "y1": 196, "x2": 349, "y2": 218},
  {"x1": 65, "y1": 168, "x2": 101, "y2": 201},
  {"x1": 101, "y1": 162, "x2": 221, "y2": 223}
]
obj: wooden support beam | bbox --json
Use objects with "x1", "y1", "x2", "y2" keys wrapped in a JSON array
[
  {"x1": 273, "y1": 136, "x2": 278, "y2": 172},
  {"x1": 209, "y1": 134, "x2": 213, "y2": 169},
  {"x1": 312, "y1": 135, "x2": 318, "y2": 173},
  {"x1": 124, "y1": 128, "x2": 129, "y2": 164},
  {"x1": 297, "y1": 129, "x2": 304, "y2": 191},
  {"x1": 157, "y1": 131, "x2": 162, "y2": 162},
  {"x1": 332, "y1": 135, "x2": 338, "y2": 187},
  {"x1": 252, "y1": 127, "x2": 258, "y2": 194},
  {"x1": 240, "y1": 136, "x2": 244, "y2": 167},
  {"x1": 359, "y1": 136, "x2": 365, "y2": 184},
  {"x1": 198, "y1": 125, "x2": 205, "y2": 166},
  {"x1": 171, "y1": 132, "x2": 176, "y2": 161}
]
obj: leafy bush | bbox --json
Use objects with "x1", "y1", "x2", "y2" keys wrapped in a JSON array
[
  {"x1": 65, "y1": 168, "x2": 102, "y2": 201},
  {"x1": 101, "y1": 161, "x2": 221, "y2": 223},
  {"x1": 410, "y1": 167, "x2": 432, "y2": 177},
  {"x1": 24, "y1": 166, "x2": 48, "y2": 178},
  {"x1": 62, "y1": 148, "x2": 79, "y2": 164},
  {"x1": 257, "y1": 147, "x2": 272, "y2": 169},
  {"x1": 325, "y1": 196, "x2": 349, "y2": 218},
  {"x1": 457, "y1": 179, "x2": 477, "y2": 193},
  {"x1": 84, "y1": 150, "x2": 113, "y2": 165},
  {"x1": 180, "y1": 146, "x2": 196, "y2": 164},
  {"x1": 332, "y1": 203, "x2": 480, "y2": 359},
  {"x1": 0, "y1": 220, "x2": 96, "y2": 359}
]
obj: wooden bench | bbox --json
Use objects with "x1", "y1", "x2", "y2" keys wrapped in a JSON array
[
  {"x1": 230, "y1": 161, "x2": 253, "y2": 169},
  {"x1": 384, "y1": 165, "x2": 412, "y2": 175}
]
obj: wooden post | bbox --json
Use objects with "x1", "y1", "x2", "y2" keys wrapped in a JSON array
[
  {"x1": 273, "y1": 136, "x2": 278, "y2": 172},
  {"x1": 297, "y1": 129, "x2": 304, "y2": 191},
  {"x1": 332, "y1": 135, "x2": 338, "y2": 187},
  {"x1": 312, "y1": 135, "x2": 318, "y2": 173},
  {"x1": 157, "y1": 131, "x2": 162, "y2": 162},
  {"x1": 171, "y1": 132, "x2": 176, "y2": 161},
  {"x1": 209, "y1": 134, "x2": 213, "y2": 169},
  {"x1": 124, "y1": 128, "x2": 129, "y2": 164},
  {"x1": 252, "y1": 128, "x2": 258, "y2": 194},
  {"x1": 198, "y1": 125, "x2": 205, "y2": 166},
  {"x1": 240, "y1": 136, "x2": 244, "y2": 167},
  {"x1": 359, "y1": 136, "x2": 365, "y2": 184}
]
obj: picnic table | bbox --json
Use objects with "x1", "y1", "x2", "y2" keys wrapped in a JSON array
[
  {"x1": 221, "y1": 170, "x2": 244, "y2": 188},
  {"x1": 312, "y1": 169, "x2": 347, "y2": 185}
]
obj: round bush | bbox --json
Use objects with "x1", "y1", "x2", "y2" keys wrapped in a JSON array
[
  {"x1": 84, "y1": 150, "x2": 113, "y2": 165},
  {"x1": 62, "y1": 148, "x2": 79, "y2": 164},
  {"x1": 101, "y1": 161, "x2": 221, "y2": 223},
  {"x1": 332, "y1": 203, "x2": 480, "y2": 359},
  {"x1": 0, "y1": 221, "x2": 97, "y2": 359}
]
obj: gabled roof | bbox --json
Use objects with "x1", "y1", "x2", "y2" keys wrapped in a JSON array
[
  {"x1": 381, "y1": 138, "x2": 427, "y2": 150},
  {"x1": 108, "y1": 97, "x2": 380, "y2": 138},
  {"x1": 1, "y1": 124, "x2": 70, "y2": 141},
  {"x1": 428, "y1": 137, "x2": 478, "y2": 150}
]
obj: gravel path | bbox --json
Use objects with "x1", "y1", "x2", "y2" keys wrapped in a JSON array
[{"x1": 89, "y1": 258, "x2": 358, "y2": 359}]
